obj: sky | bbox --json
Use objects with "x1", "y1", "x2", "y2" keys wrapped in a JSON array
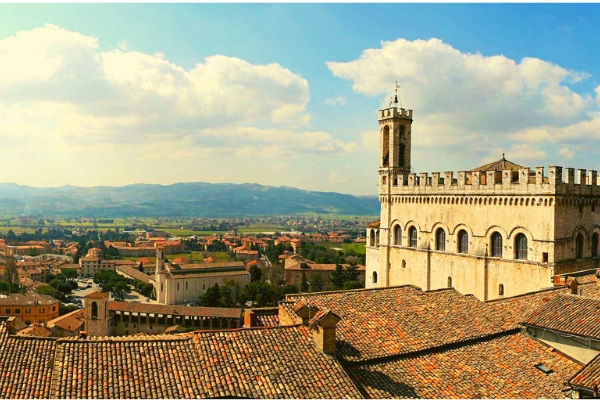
[{"x1": 1, "y1": 4, "x2": 600, "y2": 195}]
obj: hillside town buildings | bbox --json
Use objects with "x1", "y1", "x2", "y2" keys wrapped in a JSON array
[
  {"x1": 283, "y1": 254, "x2": 365, "y2": 290},
  {"x1": 0, "y1": 293, "x2": 59, "y2": 324},
  {"x1": 153, "y1": 248, "x2": 250, "y2": 305},
  {"x1": 5, "y1": 272, "x2": 600, "y2": 398},
  {"x1": 366, "y1": 102, "x2": 600, "y2": 300}
]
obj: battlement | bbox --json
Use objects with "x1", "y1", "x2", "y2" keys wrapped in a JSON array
[
  {"x1": 379, "y1": 166, "x2": 600, "y2": 196},
  {"x1": 378, "y1": 107, "x2": 413, "y2": 121}
]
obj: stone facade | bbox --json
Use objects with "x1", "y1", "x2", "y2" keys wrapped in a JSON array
[
  {"x1": 366, "y1": 104, "x2": 600, "y2": 300},
  {"x1": 154, "y1": 248, "x2": 250, "y2": 305}
]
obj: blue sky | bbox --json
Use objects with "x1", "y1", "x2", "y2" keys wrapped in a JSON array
[{"x1": 1, "y1": 4, "x2": 600, "y2": 195}]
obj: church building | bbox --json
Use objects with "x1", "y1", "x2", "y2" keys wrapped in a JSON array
[{"x1": 366, "y1": 100, "x2": 600, "y2": 300}]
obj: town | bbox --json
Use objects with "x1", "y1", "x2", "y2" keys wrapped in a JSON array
[{"x1": 3, "y1": 4, "x2": 600, "y2": 399}]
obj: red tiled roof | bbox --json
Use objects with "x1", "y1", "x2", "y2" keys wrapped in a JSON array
[
  {"x1": 570, "y1": 353, "x2": 600, "y2": 395},
  {"x1": 192, "y1": 326, "x2": 361, "y2": 398},
  {"x1": 287, "y1": 286, "x2": 515, "y2": 362},
  {"x1": 350, "y1": 331, "x2": 581, "y2": 399},
  {"x1": 523, "y1": 294, "x2": 600, "y2": 340},
  {"x1": 367, "y1": 220, "x2": 380, "y2": 228},
  {"x1": 47, "y1": 309, "x2": 85, "y2": 332},
  {"x1": 108, "y1": 301, "x2": 242, "y2": 319},
  {"x1": 0, "y1": 323, "x2": 361, "y2": 399},
  {"x1": 0, "y1": 326, "x2": 56, "y2": 399}
]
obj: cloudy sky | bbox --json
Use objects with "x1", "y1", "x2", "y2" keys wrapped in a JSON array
[{"x1": 1, "y1": 4, "x2": 600, "y2": 195}]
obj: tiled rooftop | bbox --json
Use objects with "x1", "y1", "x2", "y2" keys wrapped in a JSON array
[
  {"x1": 192, "y1": 326, "x2": 360, "y2": 399},
  {"x1": 0, "y1": 325, "x2": 56, "y2": 399},
  {"x1": 523, "y1": 294, "x2": 600, "y2": 340},
  {"x1": 0, "y1": 323, "x2": 360, "y2": 399},
  {"x1": 108, "y1": 301, "x2": 242, "y2": 319},
  {"x1": 350, "y1": 331, "x2": 581, "y2": 399},
  {"x1": 53, "y1": 336, "x2": 204, "y2": 399},
  {"x1": 485, "y1": 286, "x2": 570, "y2": 329},
  {"x1": 570, "y1": 353, "x2": 600, "y2": 395},
  {"x1": 287, "y1": 286, "x2": 512, "y2": 362},
  {"x1": 0, "y1": 293, "x2": 59, "y2": 306}
]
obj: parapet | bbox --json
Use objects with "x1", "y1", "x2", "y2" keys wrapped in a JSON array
[
  {"x1": 380, "y1": 166, "x2": 600, "y2": 196},
  {"x1": 378, "y1": 107, "x2": 413, "y2": 121}
]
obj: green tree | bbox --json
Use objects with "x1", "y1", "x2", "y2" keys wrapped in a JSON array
[
  {"x1": 343, "y1": 280, "x2": 363, "y2": 290},
  {"x1": 199, "y1": 283, "x2": 222, "y2": 307},
  {"x1": 3, "y1": 256, "x2": 18, "y2": 286},
  {"x1": 344, "y1": 264, "x2": 360, "y2": 282},
  {"x1": 309, "y1": 273, "x2": 324, "y2": 292},
  {"x1": 329, "y1": 264, "x2": 345, "y2": 289},
  {"x1": 111, "y1": 280, "x2": 129, "y2": 301},
  {"x1": 249, "y1": 265, "x2": 262, "y2": 282},
  {"x1": 60, "y1": 268, "x2": 78, "y2": 280},
  {"x1": 300, "y1": 272, "x2": 309, "y2": 292},
  {"x1": 36, "y1": 285, "x2": 59, "y2": 298}
]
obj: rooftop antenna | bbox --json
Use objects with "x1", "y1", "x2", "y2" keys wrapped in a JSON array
[{"x1": 389, "y1": 81, "x2": 402, "y2": 108}]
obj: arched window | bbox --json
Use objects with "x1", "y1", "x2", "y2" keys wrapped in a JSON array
[
  {"x1": 376, "y1": 230, "x2": 380, "y2": 245},
  {"x1": 399, "y1": 143, "x2": 405, "y2": 166},
  {"x1": 369, "y1": 229, "x2": 375, "y2": 247},
  {"x1": 457, "y1": 230, "x2": 468, "y2": 254},
  {"x1": 576, "y1": 233, "x2": 584, "y2": 259},
  {"x1": 592, "y1": 233, "x2": 599, "y2": 257},
  {"x1": 447, "y1": 277, "x2": 452, "y2": 288},
  {"x1": 401, "y1": 260, "x2": 406, "y2": 268},
  {"x1": 499, "y1": 284, "x2": 504, "y2": 296},
  {"x1": 91, "y1": 301, "x2": 98, "y2": 320},
  {"x1": 515, "y1": 234, "x2": 528, "y2": 260},
  {"x1": 409, "y1": 227, "x2": 417, "y2": 248},
  {"x1": 382, "y1": 126, "x2": 390, "y2": 167},
  {"x1": 394, "y1": 225, "x2": 402, "y2": 245},
  {"x1": 435, "y1": 228, "x2": 445, "y2": 251},
  {"x1": 372, "y1": 271, "x2": 378, "y2": 284},
  {"x1": 491, "y1": 232, "x2": 502, "y2": 258}
]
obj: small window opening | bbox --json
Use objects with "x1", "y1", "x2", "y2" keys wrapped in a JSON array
[
  {"x1": 535, "y1": 363, "x2": 554, "y2": 375},
  {"x1": 542, "y1": 252, "x2": 549, "y2": 263}
]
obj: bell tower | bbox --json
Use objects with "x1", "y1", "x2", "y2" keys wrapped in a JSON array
[{"x1": 378, "y1": 87, "x2": 413, "y2": 191}]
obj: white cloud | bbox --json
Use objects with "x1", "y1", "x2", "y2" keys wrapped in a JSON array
[
  {"x1": 329, "y1": 172, "x2": 350, "y2": 184},
  {"x1": 558, "y1": 147, "x2": 575, "y2": 159},
  {"x1": 325, "y1": 96, "x2": 347, "y2": 107},
  {"x1": 327, "y1": 37, "x2": 599, "y2": 172},
  {"x1": 0, "y1": 24, "x2": 360, "y2": 188}
]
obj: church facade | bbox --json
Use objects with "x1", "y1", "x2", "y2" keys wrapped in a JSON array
[{"x1": 366, "y1": 104, "x2": 600, "y2": 300}]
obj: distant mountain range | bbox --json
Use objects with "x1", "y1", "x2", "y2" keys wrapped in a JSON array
[{"x1": 0, "y1": 182, "x2": 379, "y2": 217}]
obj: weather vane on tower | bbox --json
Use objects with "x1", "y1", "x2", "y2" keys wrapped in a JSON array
[{"x1": 389, "y1": 81, "x2": 402, "y2": 108}]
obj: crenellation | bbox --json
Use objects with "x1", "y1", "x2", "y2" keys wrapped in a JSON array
[
  {"x1": 408, "y1": 173, "x2": 416, "y2": 187},
  {"x1": 578, "y1": 169, "x2": 587, "y2": 185},
  {"x1": 536, "y1": 167, "x2": 544, "y2": 186},
  {"x1": 590, "y1": 171, "x2": 598, "y2": 186},
  {"x1": 549, "y1": 166, "x2": 562, "y2": 185},
  {"x1": 519, "y1": 168, "x2": 529, "y2": 186},
  {"x1": 565, "y1": 167, "x2": 575, "y2": 184},
  {"x1": 419, "y1": 173, "x2": 428, "y2": 187},
  {"x1": 445, "y1": 171, "x2": 453, "y2": 187},
  {"x1": 381, "y1": 166, "x2": 600, "y2": 196},
  {"x1": 432, "y1": 172, "x2": 440, "y2": 186},
  {"x1": 458, "y1": 171, "x2": 467, "y2": 188},
  {"x1": 502, "y1": 169, "x2": 512, "y2": 188}
]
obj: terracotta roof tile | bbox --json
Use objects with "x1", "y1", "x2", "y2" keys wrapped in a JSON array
[
  {"x1": 192, "y1": 326, "x2": 361, "y2": 398},
  {"x1": 0, "y1": 328, "x2": 56, "y2": 399},
  {"x1": 351, "y1": 331, "x2": 581, "y2": 399},
  {"x1": 524, "y1": 294, "x2": 600, "y2": 340},
  {"x1": 287, "y1": 286, "x2": 513, "y2": 362},
  {"x1": 108, "y1": 301, "x2": 242, "y2": 319},
  {"x1": 570, "y1": 353, "x2": 600, "y2": 394}
]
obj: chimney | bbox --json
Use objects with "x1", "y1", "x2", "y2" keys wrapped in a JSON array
[
  {"x1": 292, "y1": 300, "x2": 319, "y2": 325},
  {"x1": 243, "y1": 309, "x2": 255, "y2": 328},
  {"x1": 308, "y1": 308, "x2": 341, "y2": 355},
  {"x1": 566, "y1": 277, "x2": 580, "y2": 295}
]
